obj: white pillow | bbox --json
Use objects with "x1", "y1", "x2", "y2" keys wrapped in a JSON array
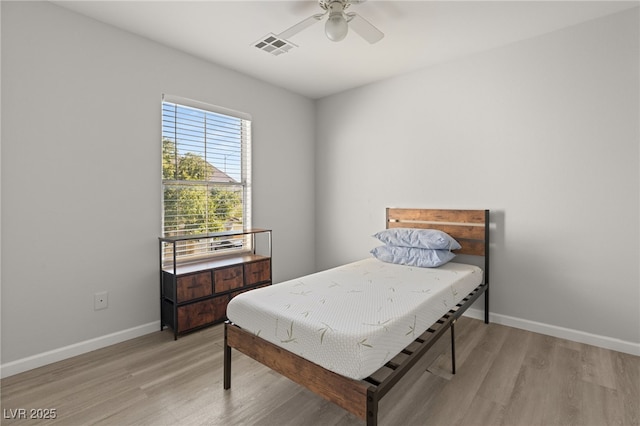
[
  {"x1": 370, "y1": 245, "x2": 456, "y2": 268},
  {"x1": 373, "y1": 228, "x2": 461, "y2": 250}
]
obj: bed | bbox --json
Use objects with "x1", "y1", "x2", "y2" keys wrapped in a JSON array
[{"x1": 223, "y1": 208, "x2": 490, "y2": 425}]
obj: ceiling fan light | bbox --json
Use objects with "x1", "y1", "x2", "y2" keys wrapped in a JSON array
[{"x1": 325, "y1": 15, "x2": 348, "y2": 41}]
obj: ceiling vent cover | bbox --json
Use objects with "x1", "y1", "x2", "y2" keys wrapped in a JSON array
[{"x1": 254, "y1": 33, "x2": 297, "y2": 56}]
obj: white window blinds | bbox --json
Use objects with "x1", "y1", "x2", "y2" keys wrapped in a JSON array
[{"x1": 161, "y1": 95, "x2": 251, "y2": 262}]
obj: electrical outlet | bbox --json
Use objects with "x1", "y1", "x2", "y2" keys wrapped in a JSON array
[{"x1": 94, "y1": 291, "x2": 108, "y2": 310}]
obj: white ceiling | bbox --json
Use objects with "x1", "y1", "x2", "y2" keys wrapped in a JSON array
[{"x1": 51, "y1": 1, "x2": 638, "y2": 99}]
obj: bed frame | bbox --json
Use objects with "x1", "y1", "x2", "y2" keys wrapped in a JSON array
[{"x1": 223, "y1": 208, "x2": 490, "y2": 425}]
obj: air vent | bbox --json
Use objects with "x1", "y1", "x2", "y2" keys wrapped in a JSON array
[{"x1": 254, "y1": 33, "x2": 296, "y2": 56}]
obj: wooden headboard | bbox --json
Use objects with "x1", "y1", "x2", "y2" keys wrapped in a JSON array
[
  {"x1": 386, "y1": 208, "x2": 489, "y2": 257},
  {"x1": 386, "y1": 208, "x2": 490, "y2": 288}
]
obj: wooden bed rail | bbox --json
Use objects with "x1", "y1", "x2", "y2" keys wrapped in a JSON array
[{"x1": 224, "y1": 323, "x2": 374, "y2": 420}]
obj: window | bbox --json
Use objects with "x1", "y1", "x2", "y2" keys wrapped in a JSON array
[{"x1": 161, "y1": 95, "x2": 251, "y2": 262}]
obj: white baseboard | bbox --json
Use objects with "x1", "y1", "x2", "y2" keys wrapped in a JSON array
[
  {"x1": 0, "y1": 321, "x2": 161, "y2": 379},
  {"x1": 464, "y1": 308, "x2": 640, "y2": 356}
]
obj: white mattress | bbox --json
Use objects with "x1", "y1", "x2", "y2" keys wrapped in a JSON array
[{"x1": 226, "y1": 258, "x2": 483, "y2": 380}]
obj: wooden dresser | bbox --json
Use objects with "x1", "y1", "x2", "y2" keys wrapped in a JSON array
[{"x1": 159, "y1": 229, "x2": 271, "y2": 339}]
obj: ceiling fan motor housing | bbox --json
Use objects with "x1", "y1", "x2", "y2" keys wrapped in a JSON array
[{"x1": 325, "y1": 1, "x2": 349, "y2": 41}]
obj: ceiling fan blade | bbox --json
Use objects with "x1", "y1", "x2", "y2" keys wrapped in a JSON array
[
  {"x1": 347, "y1": 12, "x2": 384, "y2": 44},
  {"x1": 278, "y1": 13, "x2": 326, "y2": 39}
]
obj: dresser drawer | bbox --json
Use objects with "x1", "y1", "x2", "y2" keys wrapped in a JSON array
[
  {"x1": 244, "y1": 259, "x2": 271, "y2": 286},
  {"x1": 177, "y1": 299, "x2": 215, "y2": 331},
  {"x1": 214, "y1": 265, "x2": 244, "y2": 293},
  {"x1": 176, "y1": 296, "x2": 230, "y2": 332},
  {"x1": 176, "y1": 271, "x2": 212, "y2": 302}
]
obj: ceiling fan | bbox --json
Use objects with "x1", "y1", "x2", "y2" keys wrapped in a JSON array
[
  {"x1": 254, "y1": 0, "x2": 384, "y2": 55},
  {"x1": 284, "y1": 0, "x2": 384, "y2": 43}
]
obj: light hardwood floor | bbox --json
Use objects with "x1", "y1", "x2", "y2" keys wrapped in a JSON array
[{"x1": 1, "y1": 317, "x2": 638, "y2": 425}]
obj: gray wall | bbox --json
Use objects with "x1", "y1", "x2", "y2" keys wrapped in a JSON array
[
  {"x1": 1, "y1": 1, "x2": 316, "y2": 366},
  {"x1": 315, "y1": 9, "x2": 639, "y2": 346}
]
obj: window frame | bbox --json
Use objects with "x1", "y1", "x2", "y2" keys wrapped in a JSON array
[{"x1": 161, "y1": 94, "x2": 252, "y2": 264}]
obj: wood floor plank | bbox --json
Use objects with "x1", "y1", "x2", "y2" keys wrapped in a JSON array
[
  {"x1": 500, "y1": 332, "x2": 557, "y2": 426},
  {"x1": 612, "y1": 351, "x2": 640, "y2": 426},
  {"x1": 459, "y1": 394, "x2": 507, "y2": 426},
  {"x1": 477, "y1": 325, "x2": 532, "y2": 406},
  {"x1": 542, "y1": 345, "x2": 581, "y2": 425},
  {"x1": 578, "y1": 380, "x2": 624, "y2": 426},
  {"x1": 1, "y1": 317, "x2": 638, "y2": 426},
  {"x1": 580, "y1": 344, "x2": 618, "y2": 390}
]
